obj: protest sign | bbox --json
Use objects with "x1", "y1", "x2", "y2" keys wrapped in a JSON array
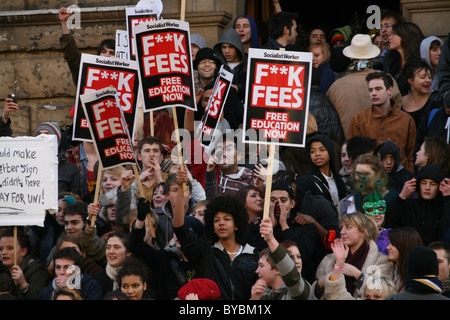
[
  {"x1": 195, "y1": 66, "x2": 233, "y2": 150},
  {"x1": 126, "y1": 6, "x2": 161, "y2": 60},
  {"x1": 133, "y1": 19, "x2": 196, "y2": 112},
  {"x1": 242, "y1": 48, "x2": 312, "y2": 148},
  {"x1": 0, "y1": 135, "x2": 58, "y2": 226},
  {"x1": 242, "y1": 48, "x2": 312, "y2": 220},
  {"x1": 80, "y1": 87, "x2": 136, "y2": 170},
  {"x1": 73, "y1": 54, "x2": 140, "y2": 142},
  {"x1": 115, "y1": 30, "x2": 130, "y2": 60}
]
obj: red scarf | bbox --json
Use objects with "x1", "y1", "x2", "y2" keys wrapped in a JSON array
[{"x1": 345, "y1": 242, "x2": 370, "y2": 294}]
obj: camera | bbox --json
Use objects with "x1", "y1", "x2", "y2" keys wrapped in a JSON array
[{"x1": 8, "y1": 94, "x2": 17, "y2": 103}]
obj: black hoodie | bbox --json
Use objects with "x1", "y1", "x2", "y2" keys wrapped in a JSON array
[
  {"x1": 375, "y1": 139, "x2": 415, "y2": 192},
  {"x1": 296, "y1": 134, "x2": 348, "y2": 206},
  {"x1": 385, "y1": 164, "x2": 450, "y2": 245}
]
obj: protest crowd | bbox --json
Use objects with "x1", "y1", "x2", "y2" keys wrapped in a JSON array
[{"x1": 1, "y1": 0, "x2": 450, "y2": 302}]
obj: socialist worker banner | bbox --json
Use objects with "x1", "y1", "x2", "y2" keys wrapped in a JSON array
[
  {"x1": 80, "y1": 87, "x2": 137, "y2": 170},
  {"x1": 73, "y1": 54, "x2": 140, "y2": 142},
  {"x1": 126, "y1": 6, "x2": 160, "y2": 60},
  {"x1": 133, "y1": 20, "x2": 196, "y2": 112},
  {"x1": 242, "y1": 48, "x2": 312, "y2": 148},
  {"x1": 196, "y1": 66, "x2": 233, "y2": 149}
]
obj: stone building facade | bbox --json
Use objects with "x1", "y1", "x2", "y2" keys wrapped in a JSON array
[{"x1": 0, "y1": 0, "x2": 449, "y2": 136}]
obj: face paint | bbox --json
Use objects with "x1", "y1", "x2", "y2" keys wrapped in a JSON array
[{"x1": 363, "y1": 200, "x2": 386, "y2": 216}]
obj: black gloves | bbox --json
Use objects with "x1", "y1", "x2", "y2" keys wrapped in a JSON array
[{"x1": 137, "y1": 197, "x2": 151, "y2": 221}]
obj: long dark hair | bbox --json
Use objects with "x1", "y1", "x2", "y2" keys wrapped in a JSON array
[
  {"x1": 392, "y1": 22, "x2": 424, "y2": 61},
  {"x1": 388, "y1": 227, "x2": 423, "y2": 286}
]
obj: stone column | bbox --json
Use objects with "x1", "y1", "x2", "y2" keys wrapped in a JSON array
[{"x1": 401, "y1": 0, "x2": 450, "y2": 38}]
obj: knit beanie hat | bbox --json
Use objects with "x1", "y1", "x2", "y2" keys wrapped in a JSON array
[
  {"x1": 416, "y1": 164, "x2": 446, "y2": 184},
  {"x1": 35, "y1": 122, "x2": 61, "y2": 146},
  {"x1": 271, "y1": 179, "x2": 295, "y2": 199},
  {"x1": 407, "y1": 246, "x2": 439, "y2": 278},
  {"x1": 177, "y1": 278, "x2": 221, "y2": 300},
  {"x1": 193, "y1": 47, "x2": 221, "y2": 70},
  {"x1": 405, "y1": 246, "x2": 443, "y2": 294}
]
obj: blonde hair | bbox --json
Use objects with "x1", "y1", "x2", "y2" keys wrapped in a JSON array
[
  {"x1": 104, "y1": 166, "x2": 127, "y2": 179},
  {"x1": 340, "y1": 211, "x2": 378, "y2": 244},
  {"x1": 101, "y1": 165, "x2": 128, "y2": 194},
  {"x1": 53, "y1": 287, "x2": 84, "y2": 300},
  {"x1": 362, "y1": 276, "x2": 397, "y2": 299},
  {"x1": 308, "y1": 42, "x2": 332, "y2": 63}
]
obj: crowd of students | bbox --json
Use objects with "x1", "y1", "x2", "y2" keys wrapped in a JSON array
[{"x1": 0, "y1": 2, "x2": 450, "y2": 301}]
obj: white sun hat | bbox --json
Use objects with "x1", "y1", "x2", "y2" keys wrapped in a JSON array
[{"x1": 343, "y1": 34, "x2": 380, "y2": 60}]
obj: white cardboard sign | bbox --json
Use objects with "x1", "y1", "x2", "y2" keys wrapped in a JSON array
[{"x1": 0, "y1": 135, "x2": 58, "y2": 226}]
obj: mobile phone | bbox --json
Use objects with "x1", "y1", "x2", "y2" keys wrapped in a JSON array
[{"x1": 8, "y1": 94, "x2": 17, "y2": 103}]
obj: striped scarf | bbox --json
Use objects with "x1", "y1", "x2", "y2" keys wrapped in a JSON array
[{"x1": 405, "y1": 275, "x2": 443, "y2": 294}]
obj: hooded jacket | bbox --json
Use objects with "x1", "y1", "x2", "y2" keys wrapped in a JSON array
[
  {"x1": 296, "y1": 134, "x2": 348, "y2": 207},
  {"x1": 420, "y1": 36, "x2": 443, "y2": 91},
  {"x1": 213, "y1": 28, "x2": 247, "y2": 102},
  {"x1": 375, "y1": 140, "x2": 415, "y2": 192},
  {"x1": 385, "y1": 164, "x2": 450, "y2": 245},
  {"x1": 233, "y1": 15, "x2": 260, "y2": 50},
  {"x1": 415, "y1": 33, "x2": 450, "y2": 148}
]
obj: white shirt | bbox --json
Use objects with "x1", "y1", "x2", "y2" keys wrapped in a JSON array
[{"x1": 321, "y1": 171, "x2": 340, "y2": 206}]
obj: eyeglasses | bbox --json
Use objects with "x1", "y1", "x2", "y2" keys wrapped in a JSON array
[
  {"x1": 380, "y1": 23, "x2": 392, "y2": 30},
  {"x1": 363, "y1": 200, "x2": 386, "y2": 216}
]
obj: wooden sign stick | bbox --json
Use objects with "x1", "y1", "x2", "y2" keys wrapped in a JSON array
[
  {"x1": 150, "y1": 111, "x2": 154, "y2": 136},
  {"x1": 172, "y1": 107, "x2": 188, "y2": 197},
  {"x1": 91, "y1": 163, "x2": 104, "y2": 228},
  {"x1": 13, "y1": 226, "x2": 17, "y2": 266},
  {"x1": 262, "y1": 145, "x2": 275, "y2": 219},
  {"x1": 132, "y1": 164, "x2": 156, "y2": 238},
  {"x1": 180, "y1": 0, "x2": 186, "y2": 21}
]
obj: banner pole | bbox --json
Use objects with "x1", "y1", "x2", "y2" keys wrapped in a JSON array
[
  {"x1": 91, "y1": 162, "x2": 103, "y2": 228},
  {"x1": 262, "y1": 145, "x2": 275, "y2": 220},
  {"x1": 180, "y1": 0, "x2": 186, "y2": 21},
  {"x1": 172, "y1": 107, "x2": 188, "y2": 197},
  {"x1": 150, "y1": 111, "x2": 154, "y2": 136},
  {"x1": 13, "y1": 226, "x2": 17, "y2": 266}
]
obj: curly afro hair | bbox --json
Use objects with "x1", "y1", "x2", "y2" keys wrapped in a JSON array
[{"x1": 203, "y1": 196, "x2": 249, "y2": 243}]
